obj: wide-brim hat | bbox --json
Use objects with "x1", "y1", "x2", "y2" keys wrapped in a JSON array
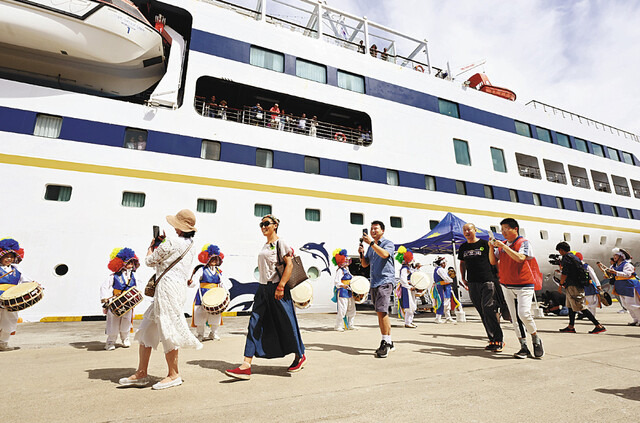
[{"x1": 166, "y1": 209, "x2": 197, "y2": 232}]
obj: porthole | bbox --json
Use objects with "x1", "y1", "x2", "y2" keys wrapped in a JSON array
[
  {"x1": 540, "y1": 230, "x2": 548, "y2": 240},
  {"x1": 307, "y1": 267, "x2": 320, "y2": 279},
  {"x1": 563, "y1": 233, "x2": 571, "y2": 242},
  {"x1": 253, "y1": 267, "x2": 260, "y2": 280},
  {"x1": 600, "y1": 236, "x2": 607, "y2": 245},
  {"x1": 54, "y1": 264, "x2": 69, "y2": 276},
  {"x1": 583, "y1": 235, "x2": 590, "y2": 244},
  {"x1": 615, "y1": 238, "x2": 623, "y2": 247}
]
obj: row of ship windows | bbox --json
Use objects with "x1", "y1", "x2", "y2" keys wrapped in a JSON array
[
  {"x1": 452, "y1": 139, "x2": 640, "y2": 197},
  {"x1": 439, "y1": 98, "x2": 635, "y2": 166}
]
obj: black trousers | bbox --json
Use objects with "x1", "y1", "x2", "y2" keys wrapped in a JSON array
[{"x1": 469, "y1": 281, "x2": 503, "y2": 343}]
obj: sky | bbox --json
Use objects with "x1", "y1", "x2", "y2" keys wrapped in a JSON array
[{"x1": 321, "y1": 0, "x2": 640, "y2": 136}]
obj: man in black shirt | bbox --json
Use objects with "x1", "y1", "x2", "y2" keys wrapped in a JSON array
[{"x1": 458, "y1": 223, "x2": 504, "y2": 351}]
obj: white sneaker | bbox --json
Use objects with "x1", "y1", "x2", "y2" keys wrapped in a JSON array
[
  {"x1": 0, "y1": 341, "x2": 10, "y2": 351},
  {"x1": 152, "y1": 377, "x2": 183, "y2": 390},
  {"x1": 121, "y1": 337, "x2": 131, "y2": 348},
  {"x1": 335, "y1": 326, "x2": 345, "y2": 332},
  {"x1": 105, "y1": 343, "x2": 116, "y2": 351},
  {"x1": 348, "y1": 325, "x2": 359, "y2": 331},
  {"x1": 445, "y1": 317, "x2": 456, "y2": 324},
  {"x1": 196, "y1": 334, "x2": 204, "y2": 342},
  {"x1": 434, "y1": 316, "x2": 443, "y2": 324},
  {"x1": 405, "y1": 323, "x2": 417, "y2": 328},
  {"x1": 208, "y1": 332, "x2": 221, "y2": 341}
]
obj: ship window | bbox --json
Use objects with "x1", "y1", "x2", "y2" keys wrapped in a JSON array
[
  {"x1": 254, "y1": 204, "x2": 272, "y2": 217},
  {"x1": 611, "y1": 206, "x2": 619, "y2": 217},
  {"x1": 337, "y1": 70, "x2": 365, "y2": 93},
  {"x1": 490, "y1": 225, "x2": 499, "y2": 234},
  {"x1": 574, "y1": 138, "x2": 588, "y2": 153},
  {"x1": 632, "y1": 180, "x2": 640, "y2": 198},
  {"x1": 122, "y1": 192, "x2": 145, "y2": 208},
  {"x1": 600, "y1": 236, "x2": 607, "y2": 245},
  {"x1": 576, "y1": 200, "x2": 584, "y2": 212},
  {"x1": 591, "y1": 170, "x2": 611, "y2": 193},
  {"x1": 556, "y1": 133, "x2": 571, "y2": 148},
  {"x1": 568, "y1": 165, "x2": 590, "y2": 189},
  {"x1": 34, "y1": 114, "x2": 63, "y2": 138},
  {"x1": 484, "y1": 185, "x2": 494, "y2": 199},
  {"x1": 591, "y1": 143, "x2": 605, "y2": 157},
  {"x1": 515, "y1": 153, "x2": 541, "y2": 179},
  {"x1": 307, "y1": 267, "x2": 320, "y2": 279},
  {"x1": 197, "y1": 199, "x2": 217, "y2": 214},
  {"x1": 438, "y1": 99, "x2": 459, "y2": 118},
  {"x1": 44, "y1": 185, "x2": 72, "y2": 202},
  {"x1": 490, "y1": 147, "x2": 507, "y2": 172},
  {"x1": 350, "y1": 213, "x2": 364, "y2": 225},
  {"x1": 256, "y1": 149, "x2": 273, "y2": 168},
  {"x1": 304, "y1": 156, "x2": 320, "y2": 174},
  {"x1": 253, "y1": 267, "x2": 260, "y2": 279},
  {"x1": 514, "y1": 121, "x2": 531, "y2": 137},
  {"x1": 564, "y1": 233, "x2": 571, "y2": 242},
  {"x1": 249, "y1": 46, "x2": 284, "y2": 72},
  {"x1": 627, "y1": 208, "x2": 634, "y2": 219},
  {"x1": 453, "y1": 139, "x2": 471, "y2": 166},
  {"x1": 296, "y1": 59, "x2": 327, "y2": 84},
  {"x1": 305, "y1": 209, "x2": 321, "y2": 222},
  {"x1": 543, "y1": 159, "x2": 566, "y2": 184},
  {"x1": 622, "y1": 152, "x2": 634, "y2": 165},
  {"x1": 425, "y1": 175, "x2": 436, "y2": 191},
  {"x1": 594, "y1": 203, "x2": 602, "y2": 215},
  {"x1": 201, "y1": 140, "x2": 221, "y2": 160},
  {"x1": 556, "y1": 197, "x2": 564, "y2": 209},
  {"x1": 348, "y1": 163, "x2": 362, "y2": 180},
  {"x1": 54, "y1": 264, "x2": 69, "y2": 276},
  {"x1": 583, "y1": 235, "x2": 590, "y2": 243},
  {"x1": 612, "y1": 175, "x2": 630, "y2": 196},
  {"x1": 615, "y1": 237, "x2": 622, "y2": 247},
  {"x1": 509, "y1": 189, "x2": 518, "y2": 203},
  {"x1": 607, "y1": 147, "x2": 620, "y2": 162},
  {"x1": 429, "y1": 220, "x2": 440, "y2": 230},
  {"x1": 390, "y1": 216, "x2": 403, "y2": 228},
  {"x1": 456, "y1": 180, "x2": 467, "y2": 195},
  {"x1": 536, "y1": 127, "x2": 552, "y2": 143},
  {"x1": 540, "y1": 230, "x2": 548, "y2": 240},
  {"x1": 387, "y1": 169, "x2": 399, "y2": 186},
  {"x1": 124, "y1": 128, "x2": 147, "y2": 150},
  {"x1": 532, "y1": 193, "x2": 541, "y2": 206}
]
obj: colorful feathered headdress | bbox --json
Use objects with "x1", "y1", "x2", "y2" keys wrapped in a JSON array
[
  {"x1": 0, "y1": 238, "x2": 24, "y2": 264},
  {"x1": 198, "y1": 244, "x2": 224, "y2": 264},
  {"x1": 395, "y1": 246, "x2": 413, "y2": 264},
  {"x1": 108, "y1": 247, "x2": 139, "y2": 272},
  {"x1": 332, "y1": 248, "x2": 349, "y2": 267}
]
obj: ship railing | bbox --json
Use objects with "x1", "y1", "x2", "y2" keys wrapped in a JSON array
[
  {"x1": 545, "y1": 171, "x2": 567, "y2": 184},
  {"x1": 614, "y1": 184, "x2": 631, "y2": 197},
  {"x1": 570, "y1": 176, "x2": 590, "y2": 189},
  {"x1": 194, "y1": 97, "x2": 372, "y2": 146},
  {"x1": 633, "y1": 188, "x2": 640, "y2": 199},
  {"x1": 594, "y1": 182, "x2": 611, "y2": 193},
  {"x1": 517, "y1": 164, "x2": 541, "y2": 179},
  {"x1": 526, "y1": 100, "x2": 640, "y2": 143}
]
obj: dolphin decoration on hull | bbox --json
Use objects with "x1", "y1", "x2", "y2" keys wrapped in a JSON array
[{"x1": 299, "y1": 241, "x2": 331, "y2": 275}]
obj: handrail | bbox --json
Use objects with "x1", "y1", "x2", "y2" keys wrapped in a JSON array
[{"x1": 517, "y1": 164, "x2": 541, "y2": 179}]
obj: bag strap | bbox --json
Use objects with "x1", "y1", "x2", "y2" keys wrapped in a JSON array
[{"x1": 156, "y1": 240, "x2": 193, "y2": 284}]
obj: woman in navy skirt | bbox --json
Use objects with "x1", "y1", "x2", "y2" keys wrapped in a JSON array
[{"x1": 226, "y1": 214, "x2": 306, "y2": 380}]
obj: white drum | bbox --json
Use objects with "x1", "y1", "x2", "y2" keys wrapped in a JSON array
[
  {"x1": 290, "y1": 281, "x2": 313, "y2": 309},
  {"x1": 202, "y1": 287, "x2": 230, "y2": 314},
  {"x1": 350, "y1": 276, "x2": 370, "y2": 304},
  {"x1": 410, "y1": 272, "x2": 429, "y2": 296}
]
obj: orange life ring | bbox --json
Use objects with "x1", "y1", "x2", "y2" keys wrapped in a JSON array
[
  {"x1": 414, "y1": 65, "x2": 424, "y2": 73},
  {"x1": 334, "y1": 132, "x2": 346, "y2": 142}
]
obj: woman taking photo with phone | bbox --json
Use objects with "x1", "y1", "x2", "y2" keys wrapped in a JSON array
[{"x1": 226, "y1": 214, "x2": 306, "y2": 380}]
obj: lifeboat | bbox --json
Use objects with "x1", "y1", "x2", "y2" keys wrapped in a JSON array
[
  {"x1": 465, "y1": 73, "x2": 516, "y2": 101},
  {"x1": 0, "y1": 0, "x2": 166, "y2": 96}
]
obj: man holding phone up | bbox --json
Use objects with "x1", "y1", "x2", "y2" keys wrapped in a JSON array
[{"x1": 358, "y1": 221, "x2": 396, "y2": 358}]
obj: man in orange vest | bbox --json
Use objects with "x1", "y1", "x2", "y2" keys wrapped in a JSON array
[{"x1": 490, "y1": 218, "x2": 544, "y2": 359}]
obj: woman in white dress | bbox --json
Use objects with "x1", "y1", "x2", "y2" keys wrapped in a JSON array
[{"x1": 119, "y1": 209, "x2": 202, "y2": 390}]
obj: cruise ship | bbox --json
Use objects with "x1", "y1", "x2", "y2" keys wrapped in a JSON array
[{"x1": 1, "y1": 0, "x2": 639, "y2": 321}]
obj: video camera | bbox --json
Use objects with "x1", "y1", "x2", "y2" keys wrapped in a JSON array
[{"x1": 548, "y1": 253, "x2": 562, "y2": 266}]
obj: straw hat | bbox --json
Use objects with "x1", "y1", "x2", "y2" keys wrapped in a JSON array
[{"x1": 166, "y1": 209, "x2": 197, "y2": 232}]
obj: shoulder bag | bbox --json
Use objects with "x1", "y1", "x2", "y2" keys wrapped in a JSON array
[
  {"x1": 145, "y1": 241, "x2": 194, "y2": 297},
  {"x1": 275, "y1": 239, "x2": 308, "y2": 289}
]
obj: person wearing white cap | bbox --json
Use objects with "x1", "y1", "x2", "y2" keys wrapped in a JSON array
[{"x1": 599, "y1": 248, "x2": 640, "y2": 325}]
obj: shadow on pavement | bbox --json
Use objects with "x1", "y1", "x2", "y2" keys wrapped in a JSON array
[
  {"x1": 85, "y1": 367, "x2": 138, "y2": 383},
  {"x1": 596, "y1": 386, "x2": 640, "y2": 401},
  {"x1": 187, "y1": 359, "x2": 292, "y2": 380},
  {"x1": 398, "y1": 339, "x2": 513, "y2": 359},
  {"x1": 70, "y1": 341, "x2": 107, "y2": 351},
  {"x1": 304, "y1": 343, "x2": 373, "y2": 356}
]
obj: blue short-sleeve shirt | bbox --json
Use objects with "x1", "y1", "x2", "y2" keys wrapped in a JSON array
[{"x1": 365, "y1": 237, "x2": 396, "y2": 288}]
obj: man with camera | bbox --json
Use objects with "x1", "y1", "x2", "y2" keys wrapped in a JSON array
[
  {"x1": 358, "y1": 221, "x2": 396, "y2": 358},
  {"x1": 555, "y1": 242, "x2": 606, "y2": 334}
]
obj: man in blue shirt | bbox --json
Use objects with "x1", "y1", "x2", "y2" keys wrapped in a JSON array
[{"x1": 358, "y1": 220, "x2": 396, "y2": 358}]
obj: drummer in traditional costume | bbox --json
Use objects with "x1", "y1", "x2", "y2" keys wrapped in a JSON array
[
  {"x1": 601, "y1": 248, "x2": 640, "y2": 325},
  {"x1": 333, "y1": 249, "x2": 356, "y2": 331},
  {"x1": 0, "y1": 238, "x2": 31, "y2": 351},
  {"x1": 575, "y1": 252, "x2": 602, "y2": 316},
  {"x1": 396, "y1": 247, "x2": 417, "y2": 328},
  {"x1": 431, "y1": 256, "x2": 459, "y2": 323},
  {"x1": 188, "y1": 244, "x2": 231, "y2": 341},
  {"x1": 226, "y1": 214, "x2": 305, "y2": 380},
  {"x1": 100, "y1": 248, "x2": 139, "y2": 351}
]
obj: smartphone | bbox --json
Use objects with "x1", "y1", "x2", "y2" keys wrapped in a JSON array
[
  {"x1": 362, "y1": 228, "x2": 368, "y2": 236},
  {"x1": 153, "y1": 225, "x2": 160, "y2": 239}
]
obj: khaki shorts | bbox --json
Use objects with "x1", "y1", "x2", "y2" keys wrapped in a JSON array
[{"x1": 565, "y1": 285, "x2": 586, "y2": 311}]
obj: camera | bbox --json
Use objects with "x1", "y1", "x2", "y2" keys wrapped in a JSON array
[{"x1": 548, "y1": 253, "x2": 561, "y2": 266}]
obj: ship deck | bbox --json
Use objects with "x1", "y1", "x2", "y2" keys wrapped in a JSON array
[{"x1": 6, "y1": 306, "x2": 640, "y2": 422}]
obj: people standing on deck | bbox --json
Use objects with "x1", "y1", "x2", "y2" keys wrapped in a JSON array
[
  {"x1": 490, "y1": 218, "x2": 544, "y2": 359},
  {"x1": 396, "y1": 247, "x2": 417, "y2": 328},
  {"x1": 358, "y1": 221, "x2": 396, "y2": 358},
  {"x1": 218, "y1": 100, "x2": 228, "y2": 120},
  {"x1": 333, "y1": 249, "x2": 356, "y2": 331},
  {"x1": 0, "y1": 238, "x2": 31, "y2": 351},
  {"x1": 252, "y1": 103, "x2": 263, "y2": 126},
  {"x1": 226, "y1": 214, "x2": 305, "y2": 380},
  {"x1": 208, "y1": 95, "x2": 218, "y2": 118},
  {"x1": 101, "y1": 247, "x2": 140, "y2": 351},
  {"x1": 309, "y1": 116, "x2": 318, "y2": 137},
  {"x1": 555, "y1": 242, "x2": 606, "y2": 334},
  {"x1": 458, "y1": 223, "x2": 504, "y2": 352},
  {"x1": 297, "y1": 113, "x2": 307, "y2": 134},
  {"x1": 277, "y1": 109, "x2": 285, "y2": 130},
  {"x1": 431, "y1": 257, "x2": 458, "y2": 324},
  {"x1": 598, "y1": 248, "x2": 640, "y2": 325},
  {"x1": 369, "y1": 44, "x2": 378, "y2": 57},
  {"x1": 269, "y1": 103, "x2": 280, "y2": 128}
]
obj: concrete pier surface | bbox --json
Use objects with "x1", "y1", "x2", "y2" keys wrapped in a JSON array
[{"x1": 4, "y1": 306, "x2": 640, "y2": 423}]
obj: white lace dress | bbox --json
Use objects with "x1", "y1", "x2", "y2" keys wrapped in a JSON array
[{"x1": 135, "y1": 236, "x2": 202, "y2": 353}]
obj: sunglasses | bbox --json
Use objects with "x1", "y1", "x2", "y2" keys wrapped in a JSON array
[{"x1": 259, "y1": 221, "x2": 273, "y2": 228}]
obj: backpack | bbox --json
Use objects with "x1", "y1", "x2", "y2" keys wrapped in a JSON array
[{"x1": 568, "y1": 253, "x2": 590, "y2": 286}]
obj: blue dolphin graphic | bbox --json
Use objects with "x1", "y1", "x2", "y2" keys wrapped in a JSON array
[{"x1": 299, "y1": 241, "x2": 331, "y2": 275}]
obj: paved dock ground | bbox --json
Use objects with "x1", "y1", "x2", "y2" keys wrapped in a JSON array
[{"x1": 5, "y1": 306, "x2": 640, "y2": 423}]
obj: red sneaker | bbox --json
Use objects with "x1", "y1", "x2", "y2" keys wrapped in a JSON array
[
  {"x1": 288, "y1": 354, "x2": 306, "y2": 372},
  {"x1": 225, "y1": 366, "x2": 251, "y2": 380}
]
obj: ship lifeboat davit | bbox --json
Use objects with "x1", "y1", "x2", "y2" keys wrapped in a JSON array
[
  {"x1": 466, "y1": 73, "x2": 516, "y2": 101},
  {"x1": 0, "y1": 0, "x2": 166, "y2": 96}
]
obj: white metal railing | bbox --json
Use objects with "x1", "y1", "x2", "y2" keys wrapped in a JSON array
[
  {"x1": 614, "y1": 184, "x2": 631, "y2": 196},
  {"x1": 546, "y1": 170, "x2": 567, "y2": 184},
  {"x1": 570, "y1": 176, "x2": 590, "y2": 189},
  {"x1": 518, "y1": 164, "x2": 541, "y2": 179},
  {"x1": 526, "y1": 100, "x2": 640, "y2": 143},
  {"x1": 595, "y1": 181, "x2": 611, "y2": 193}
]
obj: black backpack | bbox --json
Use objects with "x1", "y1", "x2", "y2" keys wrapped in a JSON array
[{"x1": 568, "y1": 253, "x2": 590, "y2": 286}]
